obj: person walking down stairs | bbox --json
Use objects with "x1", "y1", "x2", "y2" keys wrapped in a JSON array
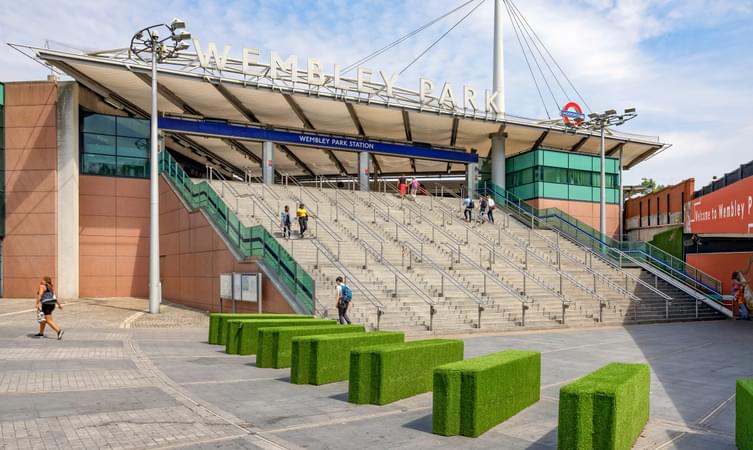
[
  {"x1": 280, "y1": 205, "x2": 292, "y2": 240},
  {"x1": 296, "y1": 203, "x2": 309, "y2": 239},
  {"x1": 463, "y1": 195, "x2": 474, "y2": 222}
]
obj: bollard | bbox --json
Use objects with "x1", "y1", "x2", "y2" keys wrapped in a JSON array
[{"x1": 429, "y1": 305, "x2": 437, "y2": 331}]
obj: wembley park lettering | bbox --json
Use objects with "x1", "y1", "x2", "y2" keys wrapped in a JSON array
[{"x1": 192, "y1": 40, "x2": 502, "y2": 115}]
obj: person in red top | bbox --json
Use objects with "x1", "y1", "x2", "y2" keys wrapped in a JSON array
[{"x1": 732, "y1": 272, "x2": 748, "y2": 319}]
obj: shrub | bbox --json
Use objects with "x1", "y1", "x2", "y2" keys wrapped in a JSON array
[
  {"x1": 349, "y1": 339, "x2": 464, "y2": 405},
  {"x1": 738, "y1": 378, "x2": 753, "y2": 450},
  {"x1": 227, "y1": 319, "x2": 336, "y2": 355},
  {"x1": 210, "y1": 313, "x2": 308, "y2": 345},
  {"x1": 558, "y1": 362, "x2": 650, "y2": 450},
  {"x1": 256, "y1": 324, "x2": 364, "y2": 368},
  {"x1": 433, "y1": 350, "x2": 541, "y2": 437},
  {"x1": 290, "y1": 331, "x2": 405, "y2": 385}
]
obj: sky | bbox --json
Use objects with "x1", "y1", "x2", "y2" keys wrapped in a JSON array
[{"x1": 1, "y1": 0, "x2": 752, "y2": 187}]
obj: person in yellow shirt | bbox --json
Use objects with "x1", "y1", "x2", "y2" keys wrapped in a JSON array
[{"x1": 296, "y1": 203, "x2": 309, "y2": 238}]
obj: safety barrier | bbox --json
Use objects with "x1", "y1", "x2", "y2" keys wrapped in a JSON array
[
  {"x1": 208, "y1": 313, "x2": 309, "y2": 345},
  {"x1": 738, "y1": 378, "x2": 753, "y2": 450},
  {"x1": 225, "y1": 319, "x2": 335, "y2": 355},
  {"x1": 256, "y1": 324, "x2": 364, "y2": 368}
]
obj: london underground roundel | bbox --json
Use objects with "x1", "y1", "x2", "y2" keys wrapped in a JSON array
[{"x1": 560, "y1": 102, "x2": 584, "y2": 127}]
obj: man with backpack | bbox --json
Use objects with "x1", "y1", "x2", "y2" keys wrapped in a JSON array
[
  {"x1": 335, "y1": 276, "x2": 352, "y2": 324},
  {"x1": 463, "y1": 195, "x2": 475, "y2": 222}
]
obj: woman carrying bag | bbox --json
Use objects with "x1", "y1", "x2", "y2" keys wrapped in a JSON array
[{"x1": 35, "y1": 276, "x2": 64, "y2": 339}]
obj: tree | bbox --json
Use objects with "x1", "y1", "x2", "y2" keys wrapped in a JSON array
[{"x1": 640, "y1": 177, "x2": 664, "y2": 193}]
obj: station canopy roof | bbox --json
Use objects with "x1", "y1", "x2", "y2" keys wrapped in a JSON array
[{"x1": 30, "y1": 45, "x2": 669, "y2": 179}]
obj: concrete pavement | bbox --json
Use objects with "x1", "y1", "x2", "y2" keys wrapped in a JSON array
[{"x1": 0, "y1": 297, "x2": 748, "y2": 449}]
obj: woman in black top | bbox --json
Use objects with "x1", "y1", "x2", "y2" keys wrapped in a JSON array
[{"x1": 35, "y1": 276, "x2": 64, "y2": 339}]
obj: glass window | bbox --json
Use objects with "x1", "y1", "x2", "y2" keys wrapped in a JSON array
[
  {"x1": 82, "y1": 153, "x2": 117, "y2": 176},
  {"x1": 117, "y1": 117, "x2": 150, "y2": 138},
  {"x1": 117, "y1": 136, "x2": 149, "y2": 158},
  {"x1": 568, "y1": 169, "x2": 592, "y2": 186},
  {"x1": 82, "y1": 114, "x2": 116, "y2": 135},
  {"x1": 117, "y1": 157, "x2": 149, "y2": 178},
  {"x1": 542, "y1": 167, "x2": 567, "y2": 184},
  {"x1": 83, "y1": 133, "x2": 116, "y2": 155}
]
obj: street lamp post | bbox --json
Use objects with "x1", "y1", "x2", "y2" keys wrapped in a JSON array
[
  {"x1": 130, "y1": 20, "x2": 191, "y2": 314},
  {"x1": 581, "y1": 108, "x2": 637, "y2": 242}
]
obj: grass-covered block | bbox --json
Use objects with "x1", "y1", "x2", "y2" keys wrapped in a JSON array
[
  {"x1": 290, "y1": 331, "x2": 405, "y2": 385},
  {"x1": 558, "y1": 362, "x2": 650, "y2": 450},
  {"x1": 209, "y1": 313, "x2": 309, "y2": 345},
  {"x1": 738, "y1": 378, "x2": 753, "y2": 450},
  {"x1": 256, "y1": 324, "x2": 365, "y2": 368},
  {"x1": 433, "y1": 350, "x2": 541, "y2": 437},
  {"x1": 349, "y1": 339, "x2": 464, "y2": 405},
  {"x1": 226, "y1": 319, "x2": 336, "y2": 355}
]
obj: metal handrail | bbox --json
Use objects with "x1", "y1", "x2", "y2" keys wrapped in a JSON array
[{"x1": 280, "y1": 171, "x2": 321, "y2": 216}]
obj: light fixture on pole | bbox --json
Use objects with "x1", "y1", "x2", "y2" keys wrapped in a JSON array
[
  {"x1": 580, "y1": 108, "x2": 637, "y2": 242},
  {"x1": 130, "y1": 19, "x2": 191, "y2": 314}
]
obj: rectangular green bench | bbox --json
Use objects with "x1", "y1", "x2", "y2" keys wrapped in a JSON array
[
  {"x1": 209, "y1": 313, "x2": 309, "y2": 345},
  {"x1": 558, "y1": 362, "x2": 650, "y2": 450},
  {"x1": 738, "y1": 378, "x2": 753, "y2": 450},
  {"x1": 433, "y1": 350, "x2": 541, "y2": 437},
  {"x1": 226, "y1": 319, "x2": 336, "y2": 355},
  {"x1": 256, "y1": 324, "x2": 365, "y2": 368},
  {"x1": 290, "y1": 331, "x2": 405, "y2": 385},
  {"x1": 349, "y1": 339, "x2": 464, "y2": 405}
]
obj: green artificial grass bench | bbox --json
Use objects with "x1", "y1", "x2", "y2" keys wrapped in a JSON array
[
  {"x1": 558, "y1": 362, "x2": 650, "y2": 450},
  {"x1": 256, "y1": 324, "x2": 365, "y2": 368},
  {"x1": 433, "y1": 350, "x2": 541, "y2": 437},
  {"x1": 290, "y1": 331, "x2": 405, "y2": 385},
  {"x1": 738, "y1": 378, "x2": 753, "y2": 450},
  {"x1": 226, "y1": 319, "x2": 337, "y2": 355},
  {"x1": 209, "y1": 313, "x2": 309, "y2": 345},
  {"x1": 349, "y1": 339, "x2": 464, "y2": 405}
]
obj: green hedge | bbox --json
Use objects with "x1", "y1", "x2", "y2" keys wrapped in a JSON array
[
  {"x1": 558, "y1": 362, "x2": 650, "y2": 450},
  {"x1": 256, "y1": 325, "x2": 365, "y2": 368},
  {"x1": 349, "y1": 339, "x2": 464, "y2": 405},
  {"x1": 226, "y1": 319, "x2": 336, "y2": 355},
  {"x1": 738, "y1": 378, "x2": 753, "y2": 450},
  {"x1": 433, "y1": 350, "x2": 541, "y2": 437},
  {"x1": 210, "y1": 313, "x2": 309, "y2": 345},
  {"x1": 290, "y1": 331, "x2": 405, "y2": 385}
]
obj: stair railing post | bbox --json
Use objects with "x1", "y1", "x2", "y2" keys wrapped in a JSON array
[
  {"x1": 363, "y1": 247, "x2": 368, "y2": 269},
  {"x1": 593, "y1": 273, "x2": 597, "y2": 293},
  {"x1": 522, "y1": 303, "x2": 527, "y2": 326},
  {"x1": 429, "y1": 305, "x2": 436, "y2": 331},
  {"x1": 599, "y1": 301, "x2": 604, "y2": 323},
  {"x1": 465, "y1": 227, "x2": 469, "y2": 244},
  {"x1": 431, "y1": 226, "x2": 435, "y2": 243},
  {"x1": 478, "y1": 305, "x2": 483, "y2": 329},
  {"x1": 337, "y1": 241, "x2": 341, "y2": 260},
  {"x1": 395, "y1": 223, "x2": 399, "y2": 242},
  {"x1": 373, "y1": 208, "x2": 376, "y2": 224},
  {"x1": 440, "y1": 274, "x2": 444, "y2": 297},
  {"x1": 380, "y1": 243, "x2": 384, "y2": 262},
  {"x1": 695, "y1": 299, "x2": 699, "y2": 318},
  {"x1": 393, "y1": 274, "x2": 398, "y2": 298},
  {"x1": 524, "y1": 247, "x2": 528, "y2": 271},
  {"x1": 483, "y1": 273, "x2": 487, "y2": 296},
  {"x1": 665, "y1": 299, "x2": 669, "y2": 320},
  {"x1": 315, "y1": 247, "x2": 319, "y2": 269}
]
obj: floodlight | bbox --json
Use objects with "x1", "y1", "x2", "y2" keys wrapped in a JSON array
[
  {"x1": 172, "y1": 31, "x2": 191, "y2": 41},
  {"x1": 604, "y1": 109, "x2": 617, "y2": 116},
  {"x1": 176, "y1": 42, "x2": 190, "y2": 51},
  {"x1": 588, "y1": 113, "x2": 599, "y2": 119},
  {"x1": 624, "y1": 107, "x2": 636, "y2": 114},
  {"x1": 170, "y1": 18, "x2": 186, "y2": 30}
]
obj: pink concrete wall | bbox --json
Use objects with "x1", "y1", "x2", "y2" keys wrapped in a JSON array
[
  {"x1": 79, "y1": 176, "x2": 149, "y2": 297},
  {"x1": 527, "y1": 198, "x2": 620, "y2": 239},
  {"x1": 3, "y1": 82, "x2": 58, "y2": 297},
  {"x1": 159, "y1": 178, "x2": 293, "y2": 313}
]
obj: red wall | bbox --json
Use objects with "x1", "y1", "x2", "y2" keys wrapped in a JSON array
[
  {"x1": 687, "y1": 252, "x2": 753, "y2": 295},
  {"x1": 3, "y1": 82, "x2": 58, "y2": 297},
  {"x1": 159, "y1": 178, "x2": 293, "y2": 313},
  {"x1": 79, "y1": 175, "x2": 149, "y2": 297}
]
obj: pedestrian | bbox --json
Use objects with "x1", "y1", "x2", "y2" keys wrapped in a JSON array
[
  {"x1": 296, "y1": 203, "x2": 309, "y2": 238},
  {"x1": 487, "y1": 196, "x2": 495, "y2": 224},
  {"x1": 463, "y1": 195, "x2": 474, "y2": 222},
  {"x1": 280, "y1": 205, "x2": 292, "y2": 239},
  {"x1": 734, "y1": 271, "x2": 751, "y2": 320},
  {"x1": 479, "y1": 195, "x2": 488, "y2": 224},
  {"x1": 335, "y1": 276, "x2": 352, "y2": 325},
  {"x1": 410, "y1": 177, "x2": 420, "y2": 200},
  {"x1": 398, "y1": 175, "x2": 407, "y2": 198},
  {"x1": 35, "y1": 276, "x2": 64, "y2": 339}
]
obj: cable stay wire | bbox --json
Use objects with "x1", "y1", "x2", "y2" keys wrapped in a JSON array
[
  {"x1": 399, "y1": 0, "x2": 487, "y2": 76},
  {"x1": 502, "y1": 0, "x2": 552, "y2": 118},
  {"x1": 342, "y1": 0, "x2": 478, "y2": 74},
  {"x1": 506, "y1": 0, "x2": 592, "y2": 113},
  {"x1": 505, "y1": 1, "x2": 569, "y2": 106}
]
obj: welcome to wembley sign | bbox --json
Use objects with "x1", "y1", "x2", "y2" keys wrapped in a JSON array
[{"x1": 191, "y1": 40, "x2": 503, "y2": 116}]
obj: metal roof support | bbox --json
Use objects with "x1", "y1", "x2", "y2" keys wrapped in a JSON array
[
  {"x1": 402, "y1": 110, "x2": 413, "y2": 141},
  {"x1": 278, "y1": 144, "x2": 316, "y2": 177},
  {"x1": 411, "y1": 158, "x2": 417, "y2": 174},
  {"x1": 345, "y1": 103, "x2": 366, "y2": 136},
  {"x1": 222, "y1": 138, "x2": 262, "y2": 164},
  {"x1": 214, "y1": 83, "x2": 261, "y2": 123},
  {"x1": 529, "y1": 130, "x2": 549, "y2": 151},
  {"x1": 570, "y1": 136, "x2": 589, "y2": 152},
  {"x1": 371, "y1": 154, "x2": 383, "y2": 176},
  {"x1": 132, "y1": 72, "x2": 201, "y2": 115},
  {"x1": 606, "y1": 142, "x2": 624, "y2": 157},
  {"x1": 626, "y1": 146, "x2": 663, "y2": 169},
  {"x1": 450, "y1": 117, "x2": 460, "y2": 147},
  {"x1": 170, "y1": 134, "x2": 243, "y2": 176}
]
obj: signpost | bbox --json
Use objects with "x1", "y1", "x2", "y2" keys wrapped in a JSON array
[
  {"x1": 219, "y1": 272, "x2": 263, "y2": 313},
  {"x1": 560, "y1": 102, "x2": 585, "y2": 127}
]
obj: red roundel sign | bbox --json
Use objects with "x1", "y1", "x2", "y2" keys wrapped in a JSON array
[{"x1": 560, "y1": 102, "x2": 584, "y2": 126}]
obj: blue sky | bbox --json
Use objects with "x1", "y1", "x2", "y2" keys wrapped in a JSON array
[{"x1": 1, "y1": 0, "x2": 752, "y2": 187}]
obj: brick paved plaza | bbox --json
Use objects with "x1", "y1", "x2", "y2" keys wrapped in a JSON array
[{"x1": 0, "y1": 297, "x2": 749, "y2": 449}]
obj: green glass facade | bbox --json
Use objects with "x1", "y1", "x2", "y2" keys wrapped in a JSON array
[
  {"x1": 503, "y1": 148, "x2": 619, "y2": 204},
  {"x1": 80, "y1": 112, "x2": 150, "y2": 178}
]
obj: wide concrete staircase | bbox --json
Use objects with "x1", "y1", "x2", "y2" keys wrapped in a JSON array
[{"x1": 205, "y1": 177, "x2": 723, "y2": 336}]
